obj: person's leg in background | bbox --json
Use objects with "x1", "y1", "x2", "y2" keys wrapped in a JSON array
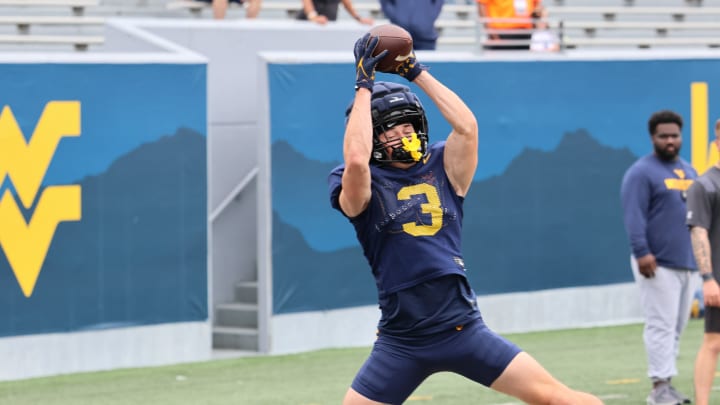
[
  {"x1": 632, "y1": 258, "x2": 687, "y2": 404},
  {"x1": 669, "y1": 270, "x2": 698, "y2": 402},
  {"x1": 244, "y1": 0, "x2": 261, "y2": 18},
  {"x1": 694, "y1": 307, "x2": 720, "y2": 405},
  {"x1": 212, "y1": 0, "x2": 228, "y2": 19}
]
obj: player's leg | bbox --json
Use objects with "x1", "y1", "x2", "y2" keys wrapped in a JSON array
[
  {"x1": 490, "y1": 352, "x2": 603, "y2": 405},
  {"x1": 694, "y1": 307, "x2": 720, "y2": 405},
  {"x1": 343, "y1": 335, "x2": 429, "y2": 405},
  {"x1": 342, "y1": 387, "x2": 385, "y2": 405},
  {"x1": 447, "y1": 319, "x2": 602, "y2": 404}
]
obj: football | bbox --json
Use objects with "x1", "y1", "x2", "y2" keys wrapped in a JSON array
[{"x1": 367, "y1": 24, "x2": 414, "y2": 73}]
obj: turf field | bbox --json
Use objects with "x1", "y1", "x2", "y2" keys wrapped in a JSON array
[{"x1": 0, "y1": 320, "x2": 710, "y2": 404}]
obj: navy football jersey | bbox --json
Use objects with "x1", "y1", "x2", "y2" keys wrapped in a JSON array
[{"x1": 328, "y1": 142, "x2": 468, "y2": 298}]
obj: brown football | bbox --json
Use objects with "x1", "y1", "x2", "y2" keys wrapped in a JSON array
[{"x1": 367, "y1": 24, "x2": 414, "y2": 73}]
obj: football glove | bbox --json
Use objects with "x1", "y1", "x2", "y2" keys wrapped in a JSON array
[{"x1": 354, "y1": 33, "x2": 388, "y2": 90}]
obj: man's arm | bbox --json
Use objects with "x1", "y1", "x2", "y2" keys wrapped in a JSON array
[
  {"x1": 339, "y1": 88, "x2": 373, "y2": 218},
  {"x1": 412, "y1": 71, "x2": 478, "y2": 197},
  {"x1": 476, "y1": 0, "x2": 487, "y2": 18},
  {"x1": 340, "y1": 0, "x2": 373, "y2": 24},
  {"x1": 620, "y1": 169, "x2": 651, "y2": 258},
  {"x1": 338, "y1": 34, "x2": 387, "y2": 218},
  {"x1": 301, "y1": 0, "x2": 328, "y2": 24},
  {"x1": 620, "y1": 168, "x2": 658, "y2": 277},
  {"x1": 691, "y1": 226, "x2": 720, "y2": 307}
]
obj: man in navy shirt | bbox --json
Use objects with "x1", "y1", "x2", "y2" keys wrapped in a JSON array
[
  {"x1": 621, "y1": 109, "x2": 698, "y2": 405},
  {"x1": 329, "y1": 32, "x2": 602, "y2": 405},
  {"x1": 379, "y1": 0, "x2": 444, "y2": 50}
]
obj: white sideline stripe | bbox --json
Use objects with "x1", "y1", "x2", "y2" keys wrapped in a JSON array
[{"x1": 598, "y1": 394, "x2": 629, "y2": 400}]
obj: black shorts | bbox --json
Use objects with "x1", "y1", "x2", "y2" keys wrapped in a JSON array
[
  {"x1": 295, "y1": 0, "x2": 340, "y2": 21},
  {"x1": 705, "y1": 306, "x2": 720, "y2": 333}
]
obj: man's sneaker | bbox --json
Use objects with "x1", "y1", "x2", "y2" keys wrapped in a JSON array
[
  {"x1": 668, "y1": 385, "x2": 691, "y2": 404},
  {"x1": 647, "y1": 384, "x2": 682, "y2": 405}
]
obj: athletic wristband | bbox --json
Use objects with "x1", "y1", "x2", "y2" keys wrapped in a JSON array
[
  {"x1": 702, "y1": 272, "x2": 714, "y2": 282},
  {"x1": 307, "y1": 10, "x2": 318, "y2": 19}
]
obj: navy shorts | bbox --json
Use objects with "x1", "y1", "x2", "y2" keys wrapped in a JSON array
[{"x1": 351, "y1": 319, "x2": 521, "y2": 404}]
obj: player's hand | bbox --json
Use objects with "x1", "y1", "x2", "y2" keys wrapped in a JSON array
[
  {"x1": 703, "y1": 278, "x2": 720, "y2": 307},
  {"x1": 394, "y1": 51, "x2": 426, "y2": 82},
  {"x1": 309, "y1": 14, "x2": 328, "y2": 24},
  {"x1": 637, "y1": 254, "x2": 657, "y2": 278},
  {"x1": 354, "y1": 33, "x2": 387, "y2": 90}
]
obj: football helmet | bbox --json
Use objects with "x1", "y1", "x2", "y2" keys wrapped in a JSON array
[{"x1": 346, "y1": 81, "x2": 429, "y2": 164}]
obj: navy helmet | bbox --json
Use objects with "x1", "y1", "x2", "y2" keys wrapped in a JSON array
[{"x1": 346, "y1": 81, "x2": 429, "y2": 164}]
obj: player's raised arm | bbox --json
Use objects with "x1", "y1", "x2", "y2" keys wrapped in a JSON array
[
  {"x1": 391, "y1": 45, "x2": 478, "y2": 197},
  {"x1": 413, "y1": 71, "x2": 478, "y2": 197},
  {"x1": 339, "y1": 34, "x2": 387, "y2": 218}
]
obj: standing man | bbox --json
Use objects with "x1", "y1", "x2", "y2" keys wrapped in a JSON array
[
  {"x1": 330, "y1": 32, "x2": 603, "y2": 405},
  {"x1": 477, "y1": 0, "x2": 542, "y2": 50},
  {"x1": 379, "y1": 0, "x2": 445, "y2": 50},
  {"x1": 621, "y1": 109, "x2": 698, "y2": 405},
  {"x1": 688, "y1": 118, "x2": 720, "y2": 405}
]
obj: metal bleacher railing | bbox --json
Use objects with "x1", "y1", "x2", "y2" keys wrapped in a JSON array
[
  {"x1": 163, "y1": 0, "x2": 720, "y2": 50},
  {"x1": 0, "y1": 0, "x2": 104, "y2": 50}
]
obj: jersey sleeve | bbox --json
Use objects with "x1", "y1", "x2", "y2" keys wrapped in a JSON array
[
  {"x1": 686, "y1": 177, "x2": 714, "y2": 231},
  {"x1": 620, "y1": 164, "x2": 651, "y2": 258}
]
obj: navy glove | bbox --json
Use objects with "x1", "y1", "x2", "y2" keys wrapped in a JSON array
[
  {"x1": 395, "y1": 51, "x2": 427, "y2": 82},
  {"x1": 354, "y1": 33, "x2": 388, "y2": 90}
]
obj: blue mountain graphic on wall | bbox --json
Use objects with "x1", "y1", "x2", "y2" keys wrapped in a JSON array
[
  {"x1": 271, "y1": 130, "x2": 637, "y2": 314},
  {"x1": 0, "y1": 128, "x2": 207, "y2": 337}
]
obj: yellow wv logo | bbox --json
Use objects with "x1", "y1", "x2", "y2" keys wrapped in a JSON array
[
  {"x1": 0, "y1": 102, "x2": 82, "y2": 297},
  {"x1": 691, "y1": 82, "x2": 720, "y2": 174}
]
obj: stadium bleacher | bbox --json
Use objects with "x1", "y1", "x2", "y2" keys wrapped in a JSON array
[
  {"x1": 156, "y1": 0, "x2": 720, "y2": 50},
  {"x1": 0, "y1": 0, "x2": 104, "y2": 50}
]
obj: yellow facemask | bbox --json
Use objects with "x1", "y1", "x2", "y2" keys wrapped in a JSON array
[{"x1": 401, "y1": 132, "x2": 423, "y2": 162}]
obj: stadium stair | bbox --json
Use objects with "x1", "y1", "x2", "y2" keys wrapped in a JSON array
[{"x1": 212, "y1": 280, "x2": 260, "y2": 351}]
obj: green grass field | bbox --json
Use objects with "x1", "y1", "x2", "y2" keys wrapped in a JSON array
[{"x1": 0, "y1": 320, "x2": 709, "y2": 404}]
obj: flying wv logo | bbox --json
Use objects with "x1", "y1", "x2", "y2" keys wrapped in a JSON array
[{"x1": 0, "y1": 101, "x2": 82, "y2": 297}]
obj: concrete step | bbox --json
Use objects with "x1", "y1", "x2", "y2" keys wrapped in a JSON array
[
  {"x1": 213, "y1": 326, "x2": 258, "y2": 351},
  {"x1": 216, "y1": 302, "x2": 258, "y2": 328},
  {"x1": 235, "y1": 280, "x2": 257, "y2": 304}
]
